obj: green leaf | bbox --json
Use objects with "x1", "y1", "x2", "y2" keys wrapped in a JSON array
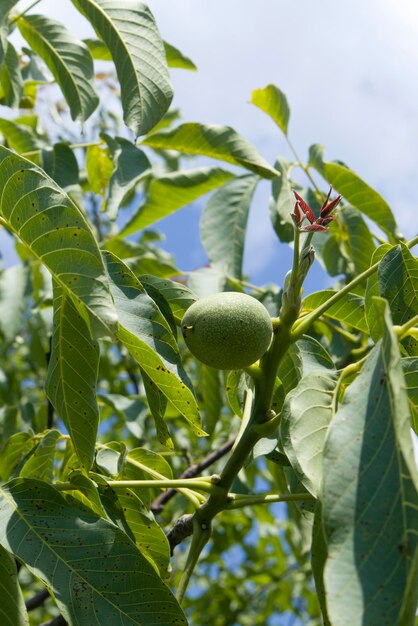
[
  {"x1": 364, "y1": 243, "x2": 393, "y2": 341},
  {"x1": 311, "y1": 502, "x2": 331, "y2": 626},
  {"x1": 0, "y1": 264, "x2": 30, "y2": 344},
  {"x1": 17, "y1": 14, "x2": 98, "y2": 122},
  {"x1": 41, "y1": 143, "x2": 80, "y2": 191},
  {"x1": 322, "y1": 300, "x2": 418, "y2": 626},
  {"x1": 198, "y1": 364, "x2": 223, "y2": 435},
  {"x1": 0, "y1": 433, "x2": 35, "y2": 481},
  {"x1": 46, "y1": 286, "x2": 100, "y2": 469},
  {"x1": 114, "y1": 487, "x2": 171, "y2": 578},
  {"x1": 0, "y1": 147, "x2": 118, "y2": 337},
  {"x1": 120, "y1": 166, "x2": 234, "y2": 236},
  {"x1": 141, "y1": 369, "x2": 173, "y2": 449},
  {"x1": 280, "y1": 336, "x2": 337, "y2": 497},
  {"x1": 0, "y1": 1, "x2": 20, "y2": 68},
  {"x1": 41, "y1": 142, "x2": 83, "y2": 208},
  {"x1": 19, "y1": 429, "x2": 61, "y2": 481},
  {"x1": 0, "y1": 118, "x2": 41, "y2": 154},
  {"x1": 0, "y1": 544, "x2": 29, "y2": 626},
  {"x1": 71, "y1": 0, "x2": 173, "y2": 136},
  {"x1": 0, "y1": 42, "x2": 23, "y2": 108},
  {"x1": 103, "y1": 135, "x2": 151, "y2": 221},
  {"x1": 200, "y1": 175, "x2": 258, "y2": 280},
  {"x1": 142, "y1": 123, "x2": 280, "y2": 179},
  {"x1": 0, "y1": 478, "x2": 187, "y2": 625},
  {"x1": 311, "y1": 158, "x2": 400, "y2": 239},
  {"x1": 86, "y1": 143, "x2": 113, "y2": 196},
  {"x1": 250, "y1": 84, "x2": 290, "y2": 135},
  {"x1": 338, "y1": 205, "x2": 376, "y2": 274},
  {"x1": 226, "y1": 370, "x2": 248, "y2": 418},
  {"x1": 164, "y1": 40, "x2": 197, "y2": 71},
  {"x1": 103, "y1": 251, "x2": 206, "y2": 436},
  {"x1": 138, "y1": 275, "x2": 197, "y2": 325},
  {"x1": 402, "y1": 357, "x2": 418, "y2": 434},
  {"x1": 301, "y1": 289, "x2": 368, "y2": 333},
  {"x1": 378, "y1": 243, "x2": 418, "y2": 325},
  {"x1": 83, "y1": 36, "x2": 112, "y2": 60},
  {"x1": 269, "y1": 157, "x2": 295, "y2": 243}
]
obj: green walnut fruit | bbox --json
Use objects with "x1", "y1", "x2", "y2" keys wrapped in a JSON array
[{"x1": 181, "y1": 292, "x2": 273, "y2": 370}]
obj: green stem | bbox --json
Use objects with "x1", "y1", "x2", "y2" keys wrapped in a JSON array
[
  {"x1": 106, "y1": 478, "x2": 221, "y2": 493},
  {"x1": 226, "y1": 492, "x2": 314, "y2": 509},
  {"x1": 286, "y1": 136, "x2": 321, "y2": 194},
  {"x1": 10, "y1": 0, "x2": 43, "y2": 24},
  {"x1": 22, "y1": 140, "x2": 103, "y2": 159},
  {"x1": 395, "y1": 312, "x2": 418, "y2": 340},
  {"x1": 231, "y1": 386, "x2": 254, "y2": 452},
  {"x1": 291, "y1": 233, "x2": 418, "y2": 340},
  {"x1": 176, "y1": 518, "x2": 211, "y2": 603},
  {"x1": 95, "y1": 443, "x2": 206, "y2": 506}
]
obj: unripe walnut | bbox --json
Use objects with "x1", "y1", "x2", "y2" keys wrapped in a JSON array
[{"x1": 181, "y1": 292, "x2": 273, "y2": 370}]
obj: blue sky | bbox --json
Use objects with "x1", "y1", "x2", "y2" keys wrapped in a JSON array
[{"x1": 3, "y1": 0, "x2": 418, "y2": 289}]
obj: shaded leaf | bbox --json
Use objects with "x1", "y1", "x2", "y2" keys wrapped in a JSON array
[
  {"x1": 72, "y1": 0, "x2": 173, "y2": 136},
  {"x1": 0, "y1": 118, "x2": 41, "y2": 154},
  {"x1": 103, "y1": 251, "x2": 206, "y2": 436},
  {"x1": 141, "y1": 369, "x2": 173, "y2": 448},
  {"x1": 311, "y1": 502, "x2": 331, "y2": 626},
  {"x1": 138, "y1": 274, "x2": 197, "y2": 326},
  {"x1": 103, "y1": 134, "x2": 151, "y2": 221},
  {"x1": 378, "y1": 243, "x2": 418, "y2": 325},
  {"x1": 0, "y1": 432, "x2": 35, "y2": 481},
  {"x1": 0, "y1": 264, "x2": 30, "y2": 344},
  {"x1": 0, "y1": 147, "x2": 118, "y2": 337},
  {"x1": 250, "y1": 83, "x2": 290, "y2": 135},
  {"x1": 0, "y1": 1, "x2": 20, "y2": 68},
  {"x1": 17, "y1": 14, "x2": 98, "y2": 122},
  {"x1": 338, "y1": 205, "x2": 376, "y2": 274},
  {"x1": 364, "y1": 243, "x2": 392, "y2": 341},
  {"x1": 19, "y1": 429, "x2": 61, "y2": 481},
  {"x1": 0, "y1": 42, "x2": 23, "y2": 108},
  {"x1": 280, "y1": 336, "x2": 337, "y2": 496},
  {"x1": 323, "y1": 300, "x2": 418, "y2": 626},
  {"x1": 269, "y1": 157, "x2": 295, "y2": 242},
  {"x1": 46, "y1": 285, "x2": 100, "y2": 469},
  {"x1": 0, "y1": 544, "x2": 29, "y2": 626},
  {"x1": 120, "y1": 166, "x2": 234, "y2": 236},
  {"x1": 402, "y1": 357, "x2": 418, "y2": 434},
  {"x1": 0, "y1": 478, "x2": 187, "y2": 625},
  {"x1": 200, "y1": 174, "x2": 258, "y2": 279},
  {"x1": 198, "y1": 364, "x2": 223, "y2": 435},
  {"x1": 142, "y1": 122, "x2": 280, "y2": 179}
]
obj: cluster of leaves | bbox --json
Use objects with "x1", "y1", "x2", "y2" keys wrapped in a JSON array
[{"x1": 0, "y1": 2, "x2": 416, "y2": 626}]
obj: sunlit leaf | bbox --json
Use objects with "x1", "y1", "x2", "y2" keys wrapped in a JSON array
[
  {"x1": 311, "y1": 157, "x2": 400, "y2": 239},
  {"x1": 19, "y1": 429, "x2": 61, "y2": 481},
  {"x1": 301, "y1": 290, "x2": 368, "y2": 333},
  {"x1": 250, "y1": 83, "x2": 290, "y2": 135},
  {"x1": 0, "y1": 147, "x2": 118, "y2": 337},
  {"x1": 142, "y1": 122, "x2": 280, "y2": 179},
  {"x1": 120, "y1": 166, "x2": 234, "y2": 236},
  {"x1": 164, "y1": 40, "x2": 197, "y2": 71}
]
